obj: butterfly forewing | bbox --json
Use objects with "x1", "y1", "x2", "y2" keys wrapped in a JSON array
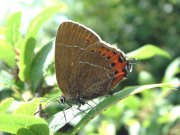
[{"x1": 55, "y1": 21, "x2": 101, "y2": 98}]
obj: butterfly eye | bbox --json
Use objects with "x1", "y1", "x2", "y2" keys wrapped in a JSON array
[
  {"x1": 126, "y1": 62, "x2": 133, "y2": 73},
  {"x1": 60, "y1": 96, "x2": 66, "y2": 103}
]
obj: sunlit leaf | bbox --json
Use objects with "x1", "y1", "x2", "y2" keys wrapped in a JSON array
[
  {"x1": 18, "y1": 38, "x2": 36, "y2": 81},
  {"x1": 13, "y1": 98, "x2": 40, "y2": 115},
  {"x1": 0, "y1": 70, "x2": 14, "y2": 90},
  {"x1": 70, "y1": 83, "x2": 175, "y2": 134},
  {"x1": 127, "y1": 45, "x2": 171, "y2": 60},
  {"x1": 49, "y1": 83, "x2": 175, "y2": 134},
  {"x1": 30, "y1": 40, "x2": 54, "y2": 92},
  {"x1": 5, "y1": 12, "x2": 22, "y2": 46},
  {"x1": 0, "y1": 40, "x2": 16, "y2": 67},
  {"x1": 0, "y1": 113, "x2": 49, "y2": 135},
  {"x1": 26, "y1": 4, "x2": 67, "y2": 38},
  {"x1": 18, "y1": 4, "x2": 67, "y2": 81},
  {"x1": 0, "y1": 98, "x2": 14, "y2": 112}
]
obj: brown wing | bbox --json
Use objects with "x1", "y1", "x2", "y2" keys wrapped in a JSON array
[
  {"x1": 55, "y1": 21, "x2": 101, "y2": 97},
  {"x1": 70, "y1": 42, "x2": 128, "y2": 100}
]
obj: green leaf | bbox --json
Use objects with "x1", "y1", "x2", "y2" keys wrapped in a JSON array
[
  {"x1": 26, "y1": 4, "x2": 67, "y2": 38},
  {"x1": 5, "y1": 12, "x2": 22, "y2": 46},
  {"x1": 0, "y1": 98, "x2": 14, "y2": 112},
  {"x1": 162, "y1": 57, "x2": 180, "y2": 83},
  {"x1": 18, "y1": 37, "x2": 36, "y2": 81},
  {"x1": 13, "y1": 98, "x2": 40, "y2": 115},
  {"x1": 49, "y1": 83, "x2": 176, "y2": 134},
  {"x1": 0, "y1": 113, "x2": 49, "y2": 135},
  {"x1": 127, "y1": 44, "x2": 171, "y2": 60},
  {"x1": 0, "y1": 40, "x2": 16, "y2": 67},
  {"x1": 30, "y1": 40, "x2": 54, "y2": 92},
  {"x1": 0, "y1": 70, "x2": 14, "y2": 90},
  {"x1": 70, "y1": 83, "x2": 175, "y2": 135},
  {"x1": 18, "y1": 4, "x2": 67, "y2": 81}
]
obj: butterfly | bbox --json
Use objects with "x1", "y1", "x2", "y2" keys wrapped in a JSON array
[{"x1": 55, "y1": 21, "x2": 133, "y2": 106}]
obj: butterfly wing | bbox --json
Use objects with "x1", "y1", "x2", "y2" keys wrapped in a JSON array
[
  {"x1": 55, "y1": 21, "x2": 101, "y2": 97},
  {"x1": 71, "y1": 42, "x2": 128, "y2": 100}
]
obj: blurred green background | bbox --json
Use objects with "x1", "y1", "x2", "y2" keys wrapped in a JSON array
[{"x1": 0, "y1": 0, "x2": 179, "y2": 135}]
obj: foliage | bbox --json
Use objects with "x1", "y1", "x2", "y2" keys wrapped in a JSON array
[
  {"x1": 0, "y1": 0, "x2": 179, "y2": 135},
  {"x1": 0, "y1": 98, "x2": 49, "y2": 135}
]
